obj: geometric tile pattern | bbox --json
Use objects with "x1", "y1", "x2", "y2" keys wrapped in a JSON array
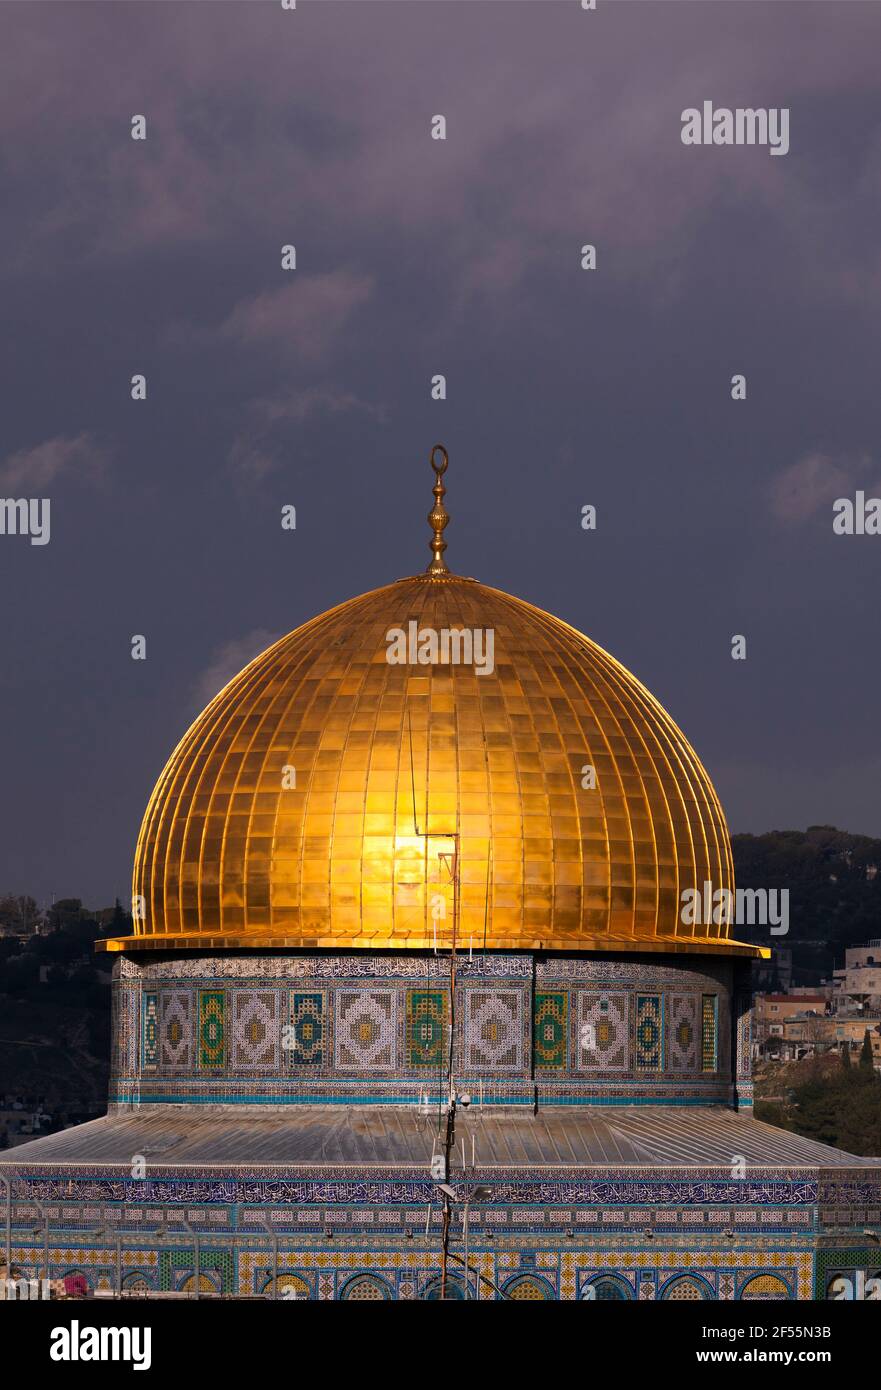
[
  {"x1": 289, "y1": 992, "x2": 325, "y2": 1066},
  {"x1": 701, "y1": 995, "x2": 718, "y2": 1073},
  {"x1": 406, "y1": 991, "x2": 446, "y2": 1068},
  {"x1": 736, "y1": 991, "x2": 752, "y2": 1080},
  {"x1": 463, "y1": 990, "x2": 523, "y2": 1071},
  {"x1": 667, "y1": 993, "x2": 699, "y2": 1072},
  {"x1": 120, "y1": 984, "x2": 140, "y2": 1076},
  {"x1": 533, "y1": 993, "x2": 567, "y2": 1070},
  {"x1": 335, "y1": 990, "x2": 396, "y2": 1071},
  {"x1": 10, "y1": 1237, "x2": 819, "y2": 1302},
  {"x1": 661, "y1": 1274, "x2": 710, "y2": 1299},
  {"x1": 124, "y1": 954, "x2": 534, "y2": 981},
  {"x1": 578, "y1": 992, "x2": 629, "y2": 1070},
  {"x1": 635, "y1": 994, "x2": 663, "y2": 1070},
  {"x1": 814, "y1": 1248, "x2": 881, "y2": 1301},
  {"x1": 159, "y1": 990, "x2": 193, "y2": 1069},
  {"x1": 718, "y1": 1273, "x2": 736, "y2": 1300},
  {"x1": 737, "y1": 1273, "x2": 790, "y2": 1299},
  {"x1": 231, "y1": 989, "x2": 279, "y2": 1070},
  {"x1": 159, "y1": 1249, "x2": 234, "y2": 1294},
  {"x1": 535, "y1": 957, "x2": 732, "y2": 986},
  {"x1": 110, "y1": 956, "x2": 740, "y2": 1100},
  {"x1": 141, "y1": 992, "x2": 158, "y2": 1071},
  {"x1": 198, "y1": 990, "x2": 226, "y2": 1069}
]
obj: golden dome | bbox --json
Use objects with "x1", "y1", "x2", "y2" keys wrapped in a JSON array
[{"x1": 104, "y1": 450, "x2": 758, "y2": 957}]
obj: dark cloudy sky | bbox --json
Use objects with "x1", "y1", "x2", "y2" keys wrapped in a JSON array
[{"x1": 1, "y1": 0, "x2": 880, "y2": 908}]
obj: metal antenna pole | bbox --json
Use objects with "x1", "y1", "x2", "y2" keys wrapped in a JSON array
[{"x1": 439, "y1": 823, "x2": 459, "y2": 1300}]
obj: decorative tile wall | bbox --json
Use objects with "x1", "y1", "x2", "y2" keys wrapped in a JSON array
[
  {"x1": 578, "y1": 991, "x2": 629, "y2": 1071},
  {"x1": 335, "y1": 990, "x2": 396, "y2": 1071},
  {"x1": 3, "y1": 1233, "x2": 818, "y2": 1300},
  {"x1": 142, "y1": 992, "x2": 159, "y2": 1071},
  {"x1": 198, "y1": 991, "x2": 226, "y2": 1069},
  {"x1": 635, "y1": 994, "x2": 663, "y2": 1070},
  {"x1": 463, "y1": 989, "x2": 524, "y2": 1072},
  {"x1": 110, "y1": 952, "x2": 735, "y2": 1105},
  {"x1": 231, "y1": 989, "x2": 279, "y2": 1070},
  {"x1": 701, "y1": 994, "x2": 718, "y2": 1072},
  {"x1": 668, "y1": 993, "x2": 699, "y2": 1072},
  {"x1": 160, "y1": 990, "x2": 193, "y2": 1070},
  {"x1": 734, "y1": 984, "x2": 754, "y2": 1110},
  {"x1": 406, "y1": 990, "x2": 446, "y2": 1068},
  {"x1": 289, "y1": 992, "x2": 325, "y2": 1066},
  {"x1": 533, "y1": 992, "x2": 566, "y2": 1069},
  {"x1": 7, "y1": 1153, "x2": 864, "y2": 1301}
]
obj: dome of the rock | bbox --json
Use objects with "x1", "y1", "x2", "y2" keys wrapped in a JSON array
[
  {"x1": 111, "y1": 541, "x2": 748, "y2": 956},
  {"x1": 14, "y1": 446, "x2": 873, "y2": 1315}
]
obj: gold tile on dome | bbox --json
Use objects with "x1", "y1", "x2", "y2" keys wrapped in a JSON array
[{"x1": 108, "y1": 572, "x2": 760, "y2": 957}]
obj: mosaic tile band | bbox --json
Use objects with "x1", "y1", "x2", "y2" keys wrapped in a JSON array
[{"x1": 110, "y1": 951, "x2": 737, "y2": 1106}]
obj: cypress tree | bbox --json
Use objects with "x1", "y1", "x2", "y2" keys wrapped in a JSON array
[{"x1": 860, "y1": 1029, "x2": 875, "y2": 1072}]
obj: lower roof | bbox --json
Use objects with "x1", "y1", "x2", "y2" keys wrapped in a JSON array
[{"x1": 1, "y1": 1106, "x2": 876, "y2": 1172}]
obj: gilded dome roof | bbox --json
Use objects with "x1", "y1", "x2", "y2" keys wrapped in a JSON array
[{"x1": 103, "y1": 449, "x2": 758, "y2": 957}]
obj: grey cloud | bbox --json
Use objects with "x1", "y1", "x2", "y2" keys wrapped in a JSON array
[
  {"x1": 191, "y1": 629, "x2": 281, "y2": 715},
  {"x1": 0, "y1": 433, "x2": 108, "y2": 491},
  {"x1": 769, "y1": 451, "x2": 877, "y2": 525},
  {"x1": 227, "y1": 386, "x2": 385, "y2": 481},
  {"x1": 219, "y1": 272, "x2": 373, "y2": 359},
  {"x1": 2, "y1": 3, "x2": 878, "y2": 314}
]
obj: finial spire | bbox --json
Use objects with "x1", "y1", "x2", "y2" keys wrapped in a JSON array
[{"x1": 426, "y1": 444, "x2": 450, "y2": 575}]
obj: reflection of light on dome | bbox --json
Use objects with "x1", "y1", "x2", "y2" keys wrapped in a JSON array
[{"x1": 391, "y1": 836, "x2": 425, "y2": 885}]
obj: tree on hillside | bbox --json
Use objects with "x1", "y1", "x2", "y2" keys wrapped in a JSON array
[
  {"x1": 788, "y1": 1052, "x2": 881, "y2": 1156},
  {"x1": 0, "y1": 894, "x2": 42, "y2": 934},
  {"x1": 732, "y1": 827, "x2": 881, "y2": 972},
  {"x1": 45, "y1": 898, "x2": 84, "y2": 933},
  {"x1": 102, "y1": 899, "x2": 133, "y2": 939},
  {"x1": 860, "y1": 1029, "x2": 875, "y2": 1072}
]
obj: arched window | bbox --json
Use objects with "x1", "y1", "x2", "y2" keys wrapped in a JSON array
[
  {"x1": 739, "y1": 1274, "x2": 790, "y2": 1301},
  {"x1": 583, "y1": 1274, "x2": 633, "y2": 1300},
  {"x1": 264, "y1": 1273, "x2": 311, "y2": 1301},
  {"x1": 422, "y1": 1276, "x2": 468, "y2": 1300},
  {"x1": 179, "y1": 1271, "x2": 221, "y2": 1294},
  {"x1": 661, "y1": 1275, "x2": 712, "y2": 1300},
  {"x1": 340, "y1": 1274, "x2": 393, "y2": 1301},
  {"x1": 122, "y1": 1271, "x2": 151, "y2": 1293},
  {"x1": 502, "y1": 1274, "x2": 555, "y2": 1300}
]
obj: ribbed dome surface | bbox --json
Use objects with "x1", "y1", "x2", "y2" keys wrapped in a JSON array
[{"x1": 109, "y1": 572, "x2": 752, "y2": 954}]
